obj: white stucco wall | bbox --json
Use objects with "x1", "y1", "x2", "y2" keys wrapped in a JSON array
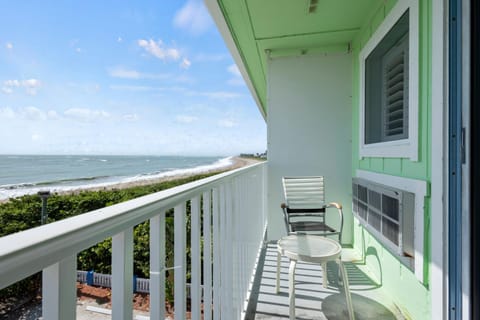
[{"x1": 266, "y1": 53, "x2": 353, "y2": 243}]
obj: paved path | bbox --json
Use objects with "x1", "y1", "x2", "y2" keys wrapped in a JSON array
[{"x1": 3, "y1": 299, "x2": 155, "y2": 320}]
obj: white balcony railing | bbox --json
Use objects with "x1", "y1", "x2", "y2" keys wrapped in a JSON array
[{"x1": 0, "y1": 162, "x2": 267, "y2": 320}]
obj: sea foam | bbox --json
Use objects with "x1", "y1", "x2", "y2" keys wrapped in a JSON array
[{"x1": 0, "y1": 156, "x2": 234, "y2": 201}]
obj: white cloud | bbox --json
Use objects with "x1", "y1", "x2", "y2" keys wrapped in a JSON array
[
  {"x1": 31, "y1": 133, "x2": 42, "y2": 141},
  {"x1": 1, "y1": 87, "x2": 13, "y2": 94},
  {"x1": 117, "y1": 37, "x2": 123, "y2": 43},
  {"x1": 5, "y1": 42, "x2": 13, "y2": 50},
  {"x1": 176, "y1": 115, "x2": 198, "y2": 124},
  {"x1": 21, "y1": 106, "x2": 47, "y2": 121},
  {"x1": 138, "y1": 39, "x2": 181, "y2": 61},
  {"x1": 0, "y1": 106, "x2": 59, "y2": 121},
  {"x1": 47, "y1": 110, "x2": 60, "y2": 119},
  {"x1": 218, "y1": 119, "x2": 237, "y2": 128},
  {"x1": 4, "y1": 80, "x2": 20, "y2": 87},
  {"x1": 64, "y1": 108, "x2": 110, "y2": 122},
  {"x1": 173, "y1": 0, "x2": 213, "y2": 35},
  {"x1": 227, "y1": 64, "x2": 245, "y2": 86},
  {"x1": 23, "y1": 79, "x2": 41, "y2": 88},
  {"x1": 227, "y1": 64, "x2": 241, "y2": 77},
  {"x1": 22, "y1": 79, "x2": 42, "y2": 95},
  {"x1": 180, "y1": 58, "x2": 191, "y2": 70},
  {"x1": 2, "y1": 79, "x2": 42, "y2": 95}
]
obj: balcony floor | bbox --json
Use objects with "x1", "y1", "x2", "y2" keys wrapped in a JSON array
[{"x1": 245, "y1": 243, "x2": 406, "y2": 320}]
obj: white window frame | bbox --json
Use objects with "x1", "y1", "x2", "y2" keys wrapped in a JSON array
[
  {"x1": 356, "y1": 169, "x2": 427, "y2": 283},
  {"x1": 359, "y1": 0, "x2": 419, "y2": 160}
]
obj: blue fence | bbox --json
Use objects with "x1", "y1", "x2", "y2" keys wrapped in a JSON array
[
  {"x1": 76, "y1": 271, "x2": 149, "y2": 293},
  {"x1": 76, "y1": 271, "x2": 197, "y2": 296}
]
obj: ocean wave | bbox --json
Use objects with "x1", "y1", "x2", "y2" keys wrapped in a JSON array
[
  {"x1": 1, "y1": 175, "x2": 112, "y2": 190},
  {"x1": 0, "y1": 156, "x2": 235, "y2": 201},
  {"x1": 120, "y1": 156, "x2": 234, "y2": 183}
]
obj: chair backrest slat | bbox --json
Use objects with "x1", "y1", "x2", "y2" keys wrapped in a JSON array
[{"x1": 283, "y1": 176, "x2": 325, "y2": 209}]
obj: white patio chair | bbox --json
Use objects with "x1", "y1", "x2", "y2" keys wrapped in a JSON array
[
  {"x1": 277, "y1": 176, "x2": 344, "y2": 290},
  {"x1": 281, "y1": 176, "x2": 343, "y2": 241}
]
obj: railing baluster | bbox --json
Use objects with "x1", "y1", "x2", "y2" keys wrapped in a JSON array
[
  {"x1": 0, "y1": 163, "x2": 267, "y2": 320},
  {"x1": 212, "y1": 187, "x2": 221, "y2": 320},
  {"x1": 150, "y1": 212, "x2": 166, "y2": 320},
  {"x1": 225, "y1": 182, "x2": 234, "y2": 317},
  {"x1": 191, "y1": 196, "x2": 201, "y2": 320},
  {"x1": 203, "y1": 190, "x2": 212, "y2": 320},
  {"x1": 237, "y1": 176, "x2": 245, "y2": 314},
  {"x1": 42, "y1": 255, "x2": 77, "y2": 320},
  {"x1": 174, "y1": 203, "x2": 186, "y2": 319},
  {"x1": 112, "y1": 227, "x2": 134, "y2": 320},
  {"x1": 220, "y1": 184, "x2": 231, "y2": 317}
]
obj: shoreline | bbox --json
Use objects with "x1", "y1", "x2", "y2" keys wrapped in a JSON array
[
  {"x1": 65, "y1": 156, "x2": 260, "y2": 193},
  {"x1": 1, "y1": 157, "x2": 262, "y2": 202}
]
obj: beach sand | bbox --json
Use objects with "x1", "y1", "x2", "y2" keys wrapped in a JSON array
[
  {"x1": 0, "y1": 156, "x2": 263, "y2": 204},
  {"x1": 60, "y1": 156, "x2": 262, "y2": 195}
]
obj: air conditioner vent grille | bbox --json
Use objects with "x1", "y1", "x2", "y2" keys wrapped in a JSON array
[{"x1": 352, "y1": 177, "x2": 414, "y2": 257}]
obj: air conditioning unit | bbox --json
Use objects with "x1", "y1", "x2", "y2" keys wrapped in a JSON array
[{"x1": 352, "y1": 177, "x2": 414, "y2": 257}]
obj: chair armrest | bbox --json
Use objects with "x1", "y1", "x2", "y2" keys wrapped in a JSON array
[
  {"x1": 326, "y1": 202, "x2": 344, "y2": 244},
  {"x1": 327, "y1": 202, "x2": 342, "y2": 209}
]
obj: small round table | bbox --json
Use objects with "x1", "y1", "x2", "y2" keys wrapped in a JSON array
[{"x1": 276, "y1": 235, "x2": 355, "y2": 320}]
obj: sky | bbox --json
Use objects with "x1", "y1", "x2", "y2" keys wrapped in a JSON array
[{"x1": 0, "y1": 0, "x2": 266, "y2": 156}]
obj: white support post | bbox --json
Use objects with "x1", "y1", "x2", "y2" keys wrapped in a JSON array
[
  {"x1": 191, "y1": 196, "x2": 201, "y2": 320},
  {"x1": 220, "y1": 184, "x2": 228, "y2": 318},
  {"x1": 212, "y1": 187, "x2": 221, "y2": 320},
  {"x1": 203, "y1": 190, "x2": 212, "y2": 320},
  {"x1": 224, "y1": 182, "x2": 234, "y2": 316},
  {"x1": 174, "y1": 203, "x2": 186, "y2": 319},
  {"x1": 42, "y1": 255, "x2": 77, "y2": 320},
  {"x1": 150, "y1": 213, "x2": 166, "y2": 320},
  {"x1": 232, "y1": 178, "x2": 241, "y2": 315},
  {"x1": 112, "y1": 228, "x2": 134, "y2": 320},
  {"x1": 288, "y1": 260, "x2": 297, "y2": 320}
]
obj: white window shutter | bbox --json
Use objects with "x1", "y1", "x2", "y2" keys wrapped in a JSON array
[{"x1": 382, "y1": 37, "x2": 409, "y2": 141}]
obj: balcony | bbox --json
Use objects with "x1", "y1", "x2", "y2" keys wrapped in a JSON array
[{"x1": 0, "y1": 162, "x2": 404, "y2": 319}]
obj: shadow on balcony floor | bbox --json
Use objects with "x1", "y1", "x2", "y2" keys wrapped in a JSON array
[{"x1": 245, "y1": 243, "x2": 405, "y2": 320}]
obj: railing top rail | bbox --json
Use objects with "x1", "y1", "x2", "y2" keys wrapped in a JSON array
[{"x1": 0, "y1": 162, "x2": 266, "y2": 289}]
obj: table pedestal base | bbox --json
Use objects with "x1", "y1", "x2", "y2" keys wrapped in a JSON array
[{"x1": 276, "y1": 252, "x2": 355, "y2": 320}]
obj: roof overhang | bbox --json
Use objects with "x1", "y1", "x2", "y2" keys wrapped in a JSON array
[{"x1": 205, "y1": 0, "x2": 384, "y2": 119}]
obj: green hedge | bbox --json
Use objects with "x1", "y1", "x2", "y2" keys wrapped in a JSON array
[{"x1": 0, "y1": 171, "x2": 222, "y2": 300}]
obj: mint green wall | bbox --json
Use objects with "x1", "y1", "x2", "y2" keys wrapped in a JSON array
[{"x1": 351, "y1": 0, "x2": 432, "y2": 319}]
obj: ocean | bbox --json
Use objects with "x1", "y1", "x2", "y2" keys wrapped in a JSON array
[{"x1": 0, "y1": 155, "x2": 233, "y2": 201}]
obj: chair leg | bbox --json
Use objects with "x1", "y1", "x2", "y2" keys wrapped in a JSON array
[
  {"x1": 322, "y1": 262, "x2": 328, "y2": 288},
  {"x1": 276, "y1": 251, "x2": 281, "y2": 293}
]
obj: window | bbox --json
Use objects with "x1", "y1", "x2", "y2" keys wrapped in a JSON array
[
  {"x1": 359, "y1": 1, "x2": 418, "y2": 160},
  {"x1": 365, "y1": 13, "x2": 409, "y2": 144}
]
